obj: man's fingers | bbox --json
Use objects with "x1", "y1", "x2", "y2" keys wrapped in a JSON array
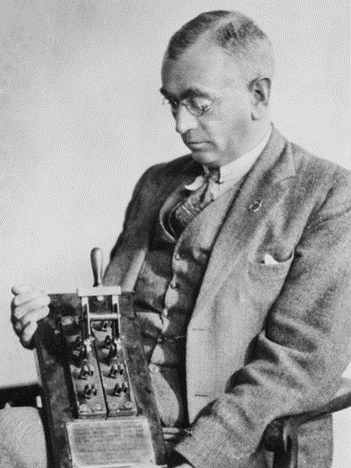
[
  {"x1": 11, "y1": 284, "x2": 32, "y2": 296},
  {"x1": 13, "y1": 306, "x2": 49, "y2": 338},
  {"x1": 12, "y1": 294, "x2": 50, "y2": 320},
  {"x1": 20, "y1": 321, "x2": 39, "y2": 349},
  {"x1": 11, "y1": 285, "x2": 50, "y2": 350},
  {"x1": 15, "y1": 306, "x2": 50, "y2": 332},
  {"x1": 13, "y1": 321, "x2": 22, "y2": 334},
  {"x1": 21, "y1": 306, "x2": 50, "y2": 327},
  {"x1": 12, "y1": 288, "x2": 49, "y2": 308}
]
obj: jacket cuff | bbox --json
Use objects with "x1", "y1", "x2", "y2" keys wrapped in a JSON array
[{"x1": 174, "y1": 416, "x2": 263, "y2": 468}]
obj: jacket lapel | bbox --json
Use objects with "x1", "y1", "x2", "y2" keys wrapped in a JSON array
[
  {"x1": 192, "y1": 128, "x2": 296, "y2": 320},
  {"x1": 104, "y1": 156, "x2": 201, "y2": 289}
]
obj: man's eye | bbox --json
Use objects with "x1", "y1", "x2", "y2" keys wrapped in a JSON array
[
  {"x1": 163, "y1": 97, "x2": 178, "y2": 111},
  {"x1": 190, "y1": 97, "x2": 213, "y2": 112}
]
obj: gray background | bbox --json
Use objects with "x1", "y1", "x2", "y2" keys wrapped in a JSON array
[{"x1": 0, "y1": 1, "x2": 349, "y2": 465}]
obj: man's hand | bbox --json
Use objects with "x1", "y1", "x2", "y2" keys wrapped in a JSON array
[{"x1": 11, "y1": 285, "x2": 50, "y2": 348}]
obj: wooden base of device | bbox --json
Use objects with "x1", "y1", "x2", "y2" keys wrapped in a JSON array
[{"x1": 35, "y1": 292, "x2": 167, "y2": 468}]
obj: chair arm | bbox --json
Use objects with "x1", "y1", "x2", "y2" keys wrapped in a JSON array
[
  {"x1": 0, "y1": 383, "x2": 41, "y2": 409},
  {"x1": 264, "y1": 377, "x2": 351, "y2": 468}
]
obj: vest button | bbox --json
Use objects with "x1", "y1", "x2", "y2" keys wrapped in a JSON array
[
  {"x1": 148, "y1": 363, "x2": 159, "y2": 374},
  {"x1": 162, "y1": 308, "x2": 169, "y2": 318}
]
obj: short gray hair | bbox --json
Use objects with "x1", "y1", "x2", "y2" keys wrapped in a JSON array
[{"x1": 165, "y1": 10, "x2": 274, "y2": 82}]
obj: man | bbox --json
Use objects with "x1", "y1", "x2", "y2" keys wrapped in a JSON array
[{"x1": 3, "y1": 10, "x2": 351, "y2": 468}]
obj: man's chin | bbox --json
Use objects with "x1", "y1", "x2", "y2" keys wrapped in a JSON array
[{"x1": 190, "y1": 149, "x2": 221, "y2": 168}]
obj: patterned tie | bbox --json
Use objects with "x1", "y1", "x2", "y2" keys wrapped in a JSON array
[{"x1": 168, "y1": 167, "x2": 220, "y2": 237}]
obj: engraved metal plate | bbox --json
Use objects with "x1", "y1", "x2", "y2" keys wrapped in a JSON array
[{"x1": 65, "y1": 417, "x2": 156, "y2": 467}]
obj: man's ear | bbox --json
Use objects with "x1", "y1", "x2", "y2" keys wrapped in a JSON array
[{"x1": 250, "y1": 77, "x2": 271, "y2": 120}]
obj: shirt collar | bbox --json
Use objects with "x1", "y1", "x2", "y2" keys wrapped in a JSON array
[
  {"x1": 185, "y1": 125, "x2": 272, "y2": 191},
  {"x1": 217, "y1": 125, "x2": 272, "y2": 184}
]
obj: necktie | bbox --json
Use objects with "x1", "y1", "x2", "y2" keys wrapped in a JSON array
[{"x1": 168, "y1": 167, "x2": 220, "y2": 237}]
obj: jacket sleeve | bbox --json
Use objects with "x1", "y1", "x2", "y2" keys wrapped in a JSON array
[
  {"x1": 103, "y1": 165, "x2": 161, "y2": 287},
  {"x1": 104, "y1": 155, "x2": 192, "y2": 287},
  {"x1": 176, "y1": 169, "x2": 351, "y2": 467}
]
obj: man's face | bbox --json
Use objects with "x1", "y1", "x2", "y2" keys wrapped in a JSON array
[{"x1": 161, "y1": 41, "x2": 256, "y2": 168}]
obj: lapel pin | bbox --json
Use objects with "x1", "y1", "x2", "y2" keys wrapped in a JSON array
[{"x1": 248, "y1": 199, "x2": 263, "y2": 212}]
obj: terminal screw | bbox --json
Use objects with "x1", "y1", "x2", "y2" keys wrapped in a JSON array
[
  {"x1": 83, "y1": 384, "x2": 97, "y2": 399},
  {"x1": 79, "y1": 404, "x2": 89, "y2": 413}
]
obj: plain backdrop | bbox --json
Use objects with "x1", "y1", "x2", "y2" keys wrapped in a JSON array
[{"x1": 0, "y1": 0, "x2": 350, "y2": 466}]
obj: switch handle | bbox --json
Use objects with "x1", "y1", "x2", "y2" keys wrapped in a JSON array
[{"x1": 91, "y1": 247, "x2": 103, "y2": 287}]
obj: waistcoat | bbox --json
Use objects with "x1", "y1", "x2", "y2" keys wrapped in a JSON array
[{"x1": 134, "y1": 180, "x2": 242, "y2": 427}]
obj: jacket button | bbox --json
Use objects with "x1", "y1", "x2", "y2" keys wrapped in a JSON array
[
  {"x1": 170, "y1": 281, "x2": 180, "y2": 289},
  {"x1": 174, "y1": 253, "x2": 181, "y2": 261},
  {"x1": 162, "y1": 308, "x2": 169, "y2": 318},
  {"x1": 148, "y1": 363, "x2": 159, "y2": 374}
]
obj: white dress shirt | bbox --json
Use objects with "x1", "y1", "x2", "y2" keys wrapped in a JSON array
[{"x1": 185, "y1": 126, "x2": 272, "y2": 200}]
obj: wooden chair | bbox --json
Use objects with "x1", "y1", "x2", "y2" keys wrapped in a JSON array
[{"x1": 264, "y1": 377, "x2": 351, "y2": 468}]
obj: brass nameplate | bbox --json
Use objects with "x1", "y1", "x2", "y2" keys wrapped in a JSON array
[{"x1": 65, "y1": 417, "x2": 156, "y2": 467}]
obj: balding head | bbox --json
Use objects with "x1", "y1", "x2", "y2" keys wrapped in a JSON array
[{"x1": 165, "y1": 10, "x2": 274, "y2": 84}]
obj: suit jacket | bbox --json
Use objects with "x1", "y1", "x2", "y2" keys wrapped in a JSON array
[{"x1": 104, "y1": 127, "x2": 351, "y2": 468}]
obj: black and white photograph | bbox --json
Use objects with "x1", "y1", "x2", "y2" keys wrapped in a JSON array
[{"x1": 0, "y1": 1, "x2": 350, "y2": 467}]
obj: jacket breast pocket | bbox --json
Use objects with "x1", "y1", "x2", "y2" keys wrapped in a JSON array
[
  {"x1": 245, "y1": 252, "x2": 295, "y2": 313},
  {"x1": 248, "y1": 251, "x2": 295, "y2": 281}
]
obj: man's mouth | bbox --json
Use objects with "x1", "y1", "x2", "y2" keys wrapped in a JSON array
[{"x1": 186, "y1": 141, "x2": 209, "y2": 149}]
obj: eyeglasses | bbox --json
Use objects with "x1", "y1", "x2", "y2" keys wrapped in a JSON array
[{"x1": 162, "y1": 94, "x2": 221, "y2": 117}]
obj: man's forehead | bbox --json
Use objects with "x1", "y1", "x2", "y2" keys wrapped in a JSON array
[
  {"x1": 161, "y1": 41, "x2": 244, "y2": 96},
  {"x1": 159, "y1": 85, "x2": 215, "y2": 101}
]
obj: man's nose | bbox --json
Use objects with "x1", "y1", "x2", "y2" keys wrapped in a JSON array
[{"x1": 174, "y1": 105, "x2": 199, "y2": 134}]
